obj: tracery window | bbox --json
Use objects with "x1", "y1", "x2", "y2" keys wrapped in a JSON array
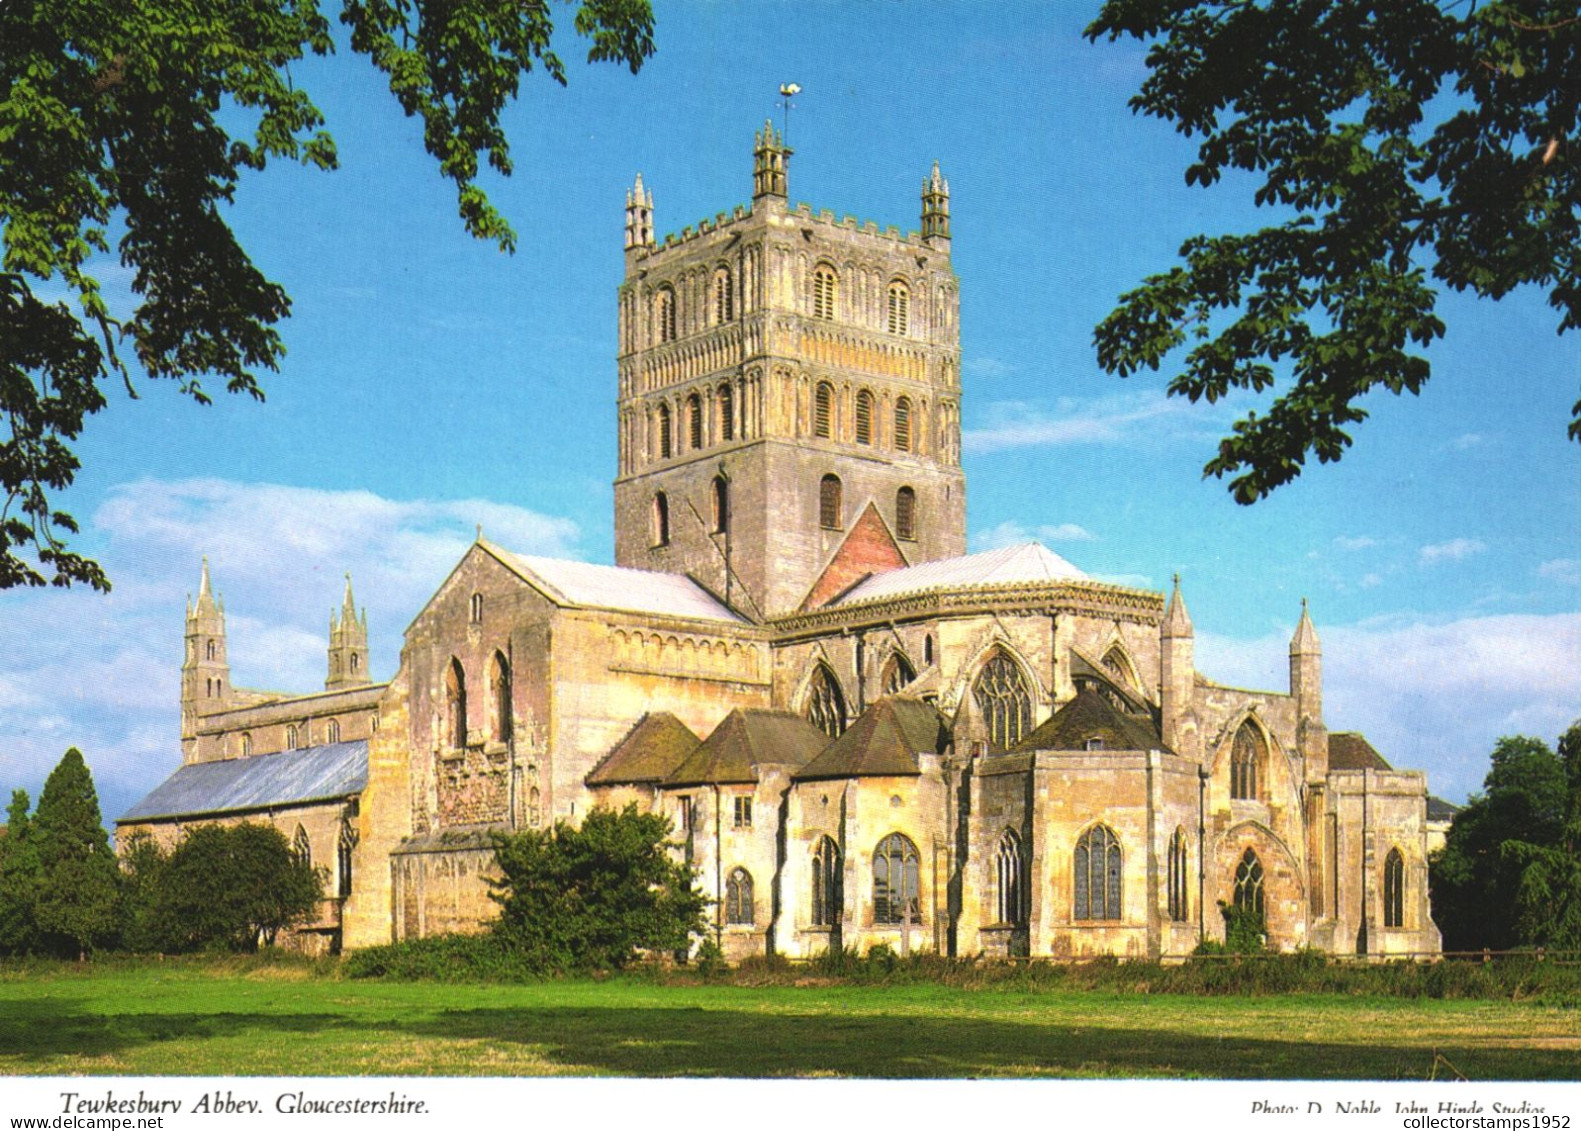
[
  {"x1": 687, "y1": 393, "x2": 703, "y2": 450},
  {"x1": 1101, "y1": 646, "x2": 1136, "y2": 693},
  {"x1": 292, "y1": 825, "x2": 311, "y2": 868},
  {"x1": 718, "y1": 383, "x2": 735, "y2": 442},
  {"x1": 655, "y1": 285, "x2": 676, "y2": 343},
  {"x1": 873, "y1": 833, "x2": 921, "y2": 924},
  {"x1": 338, "y1": 820, "x2": 356, "y2": 897},
  {"x1": 894, "y1": 397, "x2": 912, "y2": 452},
  {"x1": 713, "y1": 266, "x2": 733, "y2": 324},
  {"x1": 812, "y1": 836, "x2": 841, "y2": 927},
  {"x1": 804, "y1": 663, "x2": 848, "y2": 738},
  {"x1": 657, "y1": 402, "x2": 672, "y2": 459},
  {"x1": 887, "y1": 280, "x2": 909, "y2": 336},
  {"x1": 1168, "y1": 827, "x2": 1189, "y2": 922},
  {"x1": 652, "y1": 492, "x2": 670, "y2": 547},
  {"x1": 445, "y1": 658, "x2": 467, "y2": 748},
  {"x1": 712, "y1": 476, "x2": 729, "y2": 535},
  {"x1": 996, "y1": 829, "x2": 1024, "y2": 926},
  {"x1": 813, "y1": 264, "x2": 837, "y2": 320},
  {"x1": 881, "y1": 652, "x2": 916, "y2": 696},
  {"x1": 1383, "y1": 848, "x2": 1405, "y2": 928},
  {"x1": 1231, "y1": 720, "x2": 1263, "y2": 800},
  {"x1": 972, "y1": 649, "x2": 1033, "y2": 750},
  {"x1": 1074, "y1": 824, "x2": 1122, "y2": 920},
  {"x1": 725, "y1": 867, "x2": 755, "y2": 925},
  {"x1": 855, "y1": 389, "x2": 874, "y2": 445},
  {"x1": 1233, "y1": 847, "x2": 1265, "y2": 919},
  {"x1": 819, "y1": 474, "x2": 842, "y2": 529},
  {"x1": 895, "y1": 486, "x2": 916, "y2": 540},
  {"x1": 491, "y1": 651, "x2": 512, "y2": 744},
  {"x1": 814, "y1": 382, "x2": 833, "y2": 438}
]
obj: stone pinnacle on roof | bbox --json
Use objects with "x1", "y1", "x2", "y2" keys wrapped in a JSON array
[
  {"x1": 1290, "y1": 597, "x2": 1321, "y2": 656},
  {"x1": 1162, "y1": 573, "x2": 1193, "y2": 638}
]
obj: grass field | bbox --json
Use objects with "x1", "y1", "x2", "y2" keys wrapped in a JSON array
[{"x1": 1, "y1": 961, "x2": 1576, "y2": 1079}]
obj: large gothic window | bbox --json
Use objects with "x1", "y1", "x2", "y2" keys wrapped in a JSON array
[
  {"x1": 657, "y1": 402, "x2": 672, "y2": 459},
  {"x1": 804, "y1": 664, "x2": 847, "y2": 738},
  {"x1": 445, "y1": 658, "x2": 467, "y2": 748},
  {"x1": 887, "y1": 280, "x2": 910, "y2": 336},
  {"x1": 491, "y1": 651, "x2": 512, "y2": 744},
  {"x1": 973, "y1": 649, "x2": 1033, "y2": 750},
  {"x1": 292, "y1": 825, "x2": 311, "y2": 868},
  {"x1": 812, "y1": 836, "x2": 842, "y2": 927},
  {"x1": 1233, "y1": 847, "x2": 1265, "y2": 919},
  {"x1": 1074, "y1": 824, "x2": 1122, "y2": 920},
  {"x1": 873, "y1": 833, "x2": 921, "y2": 924},
  {"x1": 687, "y1": 393, "x2": 703, "y2": 450},
  {"x1": 713, "y1": 266, "x2": 733, "y2": 324},
  {"x1": 655, "y1": 285, "x2": 676, "y2": 343},
  {"x1": 894, "y1": 397, "x2": 912, "y2": 452},
  {"x1": 1383, "y1": 848, "x2": 1405, "y2": 929},
  {"x1": 996, "y1": 829, "x2": 1024, "y2": 926},
  {"x1": 1231, "y1": 720, "x2": 1264, "y2": 800},
  {"x1": 725, "y1": 868, "x2": 755, "y2": 925},
  {"x1": 1168, "y1": 827, "x2": 1189, "y2": 922},
  {"x1": 855, "y1": 389, "x2": 874, "y2": 445},
  {"x1": 895, "y1": 486, "x2": 916, "y2": 540},
  {"x1": 813, "y1": 264, "x2": 837, "y2": 320},
  {"x1": 819, "y1": 474, "x2": 842, "y2": 529},
  {"x1": 814, "y1": 382, "x2": 833, "y2": 438},
  {"x1": 881, "y1": 652, "x2": 916, "y2": 696},
  {"x1": 718, "y1": 383, "x2": 735, "y2": 442}
]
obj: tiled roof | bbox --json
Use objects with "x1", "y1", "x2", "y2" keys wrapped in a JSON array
[
  {"x1": 1328, "y1": 732, "x2": 1393, "y2": 771},
  {"x1": 832, "y1": 542, "x2": 1088, "y2": 606},
  {"x1": 586, "y1": 713, "x2": 701, "y2": 786},
  {"x1": 119, "y1": 742, "x2": 368, "y2": 822},
  {"x1": 666, "y1": 709, "x2": 829, "y2": 787},
  {"x1": 1012, "y1": 689, "x2": 1166, "y2": 754},
  {"x1": 796, "y1": 698, "x2": 950, "y2": 781},
  {"x1": 485, "y1": 542, "x2": 746, "y2": 624}
]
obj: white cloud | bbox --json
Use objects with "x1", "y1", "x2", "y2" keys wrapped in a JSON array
[
  {"x1": 1449, "y1": 433, "x2": 1484, "y2": 451},
  {"x1": 962, "y1": 391, "x2": 1229, "y2": 454},
  {"x1": 963, "y1": 357, "x2": 1015, "y2": 378},
  {"x1": 1333, "y1": 535, "x2": 1377, "y2": 552},
  {"x1": 1358, "y1": 573, "x2": 1383, "y2": 589},
  {"x1": 971, "y1": 520, "x2": 1098, "y2": 552},
  {"x1": 1419, "y1": 538, "x2": 1487, "y2": 566},
  {"x1": 1538, "y1": 559, "x2": 1581, "y2": 586},
  {"x1": 1199, "y1": 612, "x2": 1581, "y2": 803}
]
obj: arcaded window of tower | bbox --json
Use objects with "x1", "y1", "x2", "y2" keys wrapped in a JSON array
[
  {"x1": 725, "y1": 867, "x2": 754, "y2": 925},
  {"x1": 894, "y1": 397, "x2": 912, "y2": 451},
  {"x1": 972, "y1": 649, "x2": 1032, "y2": 749},
  {"x1": 996, "y1": 828, "x2": 1023, "y2": 926},
  {"x1": 1234, "y1": 848, "x2": 1265, "y2": 920},
  {"x1": 887, "y1": 280, "x2": 909, "y2": 335},
  {"x1": 819, "y1": 475, "x2": 842, "y2": 529},
  {"x1": 712, "y1": 476, "x2": 729, "y2": 535},
  {"x1": 718, "y1": 383, "x2": 734, "y2": 441},
  {"x1": 812, "y1": 836, "x2": 841, "y2": 927},
  {"x1": 1384, "y1": 848, "x2": 1405, "y2": 928},
  {"x1": 687, "y1": 393, "x2": 703, "y2": 450},
  {"x1": 855, "y1": 389, "x2": 873, "y2": 445},
  {"x1": 1074, "y1": 824, "x2": 1122, "y2": 920},
  {"x1": 873, "y1": 833, "x2": 920, "y2": 924},
  {"x1": 812, "y1": 264, "x2": 837, "y2": 320},
  {"x1": 655, "y1": 285, "x2": 676, "y2": 343},
  {"x1": 445, "y1": 658, "x2": 467, "y2": 749},
  {"x1": 491, "y1": 651, "x2": 512, "y2": 744},
  {"x1": 652, "y1": 492, "x2": 670, "y2": 547},
  {"x1": 895, "y1": 486, "x2": 916, "y2": 540},
  {"x1": 1231, "y1": 720, "x2": 1263, "y2": 800},
  {"x1": 713, "y1": 267, "x2": 733, "y2": 324},
  {"x1": 814, "y1": 382, "x2": 833, "y2": 438},
  {"x1": 1168, "y1": 828, "x2": 1189, "y2": 922},
  {"x1": 804, "y1": 663, "x2": 847, "y2": 737},
  {"x1": 657, "y1": 402, "x2": 672, "y2": 459}
]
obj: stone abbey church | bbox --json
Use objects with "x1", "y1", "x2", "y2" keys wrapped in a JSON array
[{"x1": 120, "y1": 125, "x2": 1442, "y2": 960}]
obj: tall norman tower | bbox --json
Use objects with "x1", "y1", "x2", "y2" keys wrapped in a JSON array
[{"x1": 613, "y1": 124, "x2": 965, "y2": 620}]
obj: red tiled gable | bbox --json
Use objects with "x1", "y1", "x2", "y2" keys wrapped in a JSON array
[{"x1": 802, "y1": 503, "x2": 908, "y2": 610}]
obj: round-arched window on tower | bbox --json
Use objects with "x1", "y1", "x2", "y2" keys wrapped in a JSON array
[{"x1": 819, "y1": 475, "x2": 842, "y2": 530}]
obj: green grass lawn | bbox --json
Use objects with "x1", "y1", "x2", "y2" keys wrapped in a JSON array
[{"x1": 0, "y1": 962, "x2": 1576, "y2": 1079}]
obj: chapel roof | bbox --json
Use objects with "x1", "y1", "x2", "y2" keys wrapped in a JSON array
[
  {"x1": 830, "y1": 542, "x2": 1088, "y2": 607},
  {"x1": 483, "y1": 541, "x2": 747, "y2": 624},
  {"x1": 1427, "y1": 795, "x2": 1461, "y2": 822},
  {"x1": 1328, "y1": 732, "x2": 1393, "y2": 772},
  {"x1": 119, "y1": 741, "x2": 368, "y2": 823},
  {"x1": 795, "y1": 697, "x2": 951, "y2": 781},
  {"x1": 1012, "y1": 688, "x2": 1167, "y2": 754},
  {"x1": 586, "y1": 713, "x2": 701, "y2": 786},
  {"x1": 665, "y1": 709, "x2": 829, "y2": 787}
]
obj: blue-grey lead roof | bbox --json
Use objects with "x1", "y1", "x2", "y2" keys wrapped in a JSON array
[{"x1": 118, "y1": 741, "x2": 368, "y2": 822}]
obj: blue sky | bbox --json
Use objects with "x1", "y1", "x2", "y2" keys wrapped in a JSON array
[{"x1": 3, "y1": 2, "x2": 1577, "y2": 822}]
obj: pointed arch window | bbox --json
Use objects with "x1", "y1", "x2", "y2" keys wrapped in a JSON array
[
  {"x1": 873, "y1": 833, "x2": 921, "y2": 924},
  {"x1": 292, "y1": 825, "x2": 311, "y2": 868},
  {"x1": 657, "y1": 402, "x2": 672, "y2": 459},
  {"x1": 286, "y1": 725, "x2": 298, "y2": 750},
  {"x1": 713, "y1": 266, "x2": 734, "y2": 324},
  {"x1": 327, "y1": 719, "x2": 341, "y2": 744},
  {"x1": 528, "y1": 786, "x2": 542, "y2": 828},
  {"x1": 445, "y1": 658, "x2": 467, "y2": 748},
  {"x1": 491, "y1": 651, "x2": 512, "y2": 744},
  {"x1": 711, "y1": 476, "x2": 729, "y2": 534},
  {"x1": 652, "y1": 492, "x2": 670, "y2": 547},
  {"x1": 240, "y1": 732, "x2": 253, "y2": 757},
  {"x1": 1074, "y1": 824, "x2": 1122, "y2": 920},
  {"x1": 655, "y1": 285, "x2": 676, "y2": 343},
  {"x1": 812, "y1": 264, "x2": 837, "y2": 320},
  {"x1": 887, "y1": 280, "x2": 910, "y2": 335},
  {"x1": 812, "y1": 836, "x2": 842, "y2": 927},
  {"x1": 469, "y1": 592, "x2": 483, "y2": 624},
  {"x1": 338, "y1": 820, "x2": 356, "y2": 898},
  {"x1": 881, "y1": 652, "x2": 916, "y2": 696},
  {"x1": 206, "y1": 639, "x2": 218, "y2": 661},
  {"x1": 895, "y1": 486, "x2": 916, "y2": 540},
  {"x1": 350, "y1": 653, "x2": 360, "y2": 673},
  {"x1": 814, "y1": 382, "x2": 833, "y2": 439},
  {"x1": 718, "y1": 383, "x2": 735, "y2": 442},
  {"x1": 973, "y1": 649, "x2": 1033, "y2": 750},
  {"x1": 995, "y1": 829, "x2": 1024, "y2": 926},
  {"x1": 804, "y1": 663, "x2": 847, "y2": 738},
  {"x1": 1231, "y1": 721, "x2": 1263, "y2": 800},
  {"x1": 819, "y1": 474, "x2": 842, "y2": 530},
  {"x1": 687, "y1": 393, "x2": 703, "y2": 450},
  {"x1": 1233, "y1": 847, "x2": 1265, "y2": 919},
  {"x1": 855, "y1": 389, "x2": 874, "y2": 445},
  {"x1": 1383, "y1": 848, "x2": 1405, "y2": 928},
  {"x1": 894, "y1": 397, "x2": 912, "y2": 451},
  {"x1": 1168, "y1": 827, "x2": 1189, "y2": 922},
  {"x1": 725, "y1": 867, "x2": 755, "y2": 925}
]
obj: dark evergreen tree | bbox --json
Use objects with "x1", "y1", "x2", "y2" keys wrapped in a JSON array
[
  {"x1": 0, "y1": 790, "x2": 43, "y2": 955},
  {"x1": 31, "y1": 749, "x2": 120, "y2": 958}
]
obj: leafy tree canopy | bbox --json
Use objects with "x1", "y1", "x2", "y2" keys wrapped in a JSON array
[
  {"x1": 30, "y1": 747, "x2": 120, "y2": 957},
  {"x1": 0, "y1": 0, "x2": 655, "y2": 589},
  {"x1": 151, "y1": 822, "x2": 323, "y2": 952},
  {"x1": 490, "y1": 804, "x2": 706, "y2": 973},
  {"x1": 1088, "y1": 1, "x2": 1580, "y2": 502}
]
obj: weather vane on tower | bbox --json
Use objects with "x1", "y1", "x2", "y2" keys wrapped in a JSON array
[{"x1": 779, "y1": 82, "x2": 801, "y2": 146}]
